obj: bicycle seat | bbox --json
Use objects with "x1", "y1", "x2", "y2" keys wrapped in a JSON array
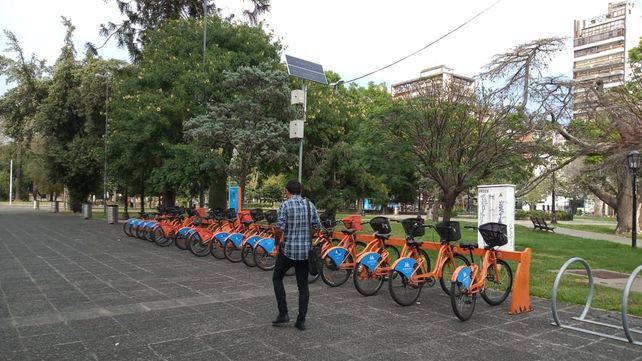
[
  {"x1": 374, "y1": 232, "x2": 391, "y2": 240},
  {"x1": 459, "y1": 243, "x2": 478, "y2": 250},
  {"x1": 406, "y1": 239, "x2": 423, "y2": 247},
  {"x1": 341, "y1": 229, "x2": 357, "y2": 235}
]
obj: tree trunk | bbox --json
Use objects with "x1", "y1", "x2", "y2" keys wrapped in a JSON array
[
  {"x1": 209, "y1": 176, "x2": 227, "y2": 209},
  {"x1": 163, "y1": 190, "x2": 176, "y2": 207},
  {"x1": 15, "y1": 144, "x2": 21, "y2": 201},
  {"x1": 615, "y1": 176, "x2": 641, "y2": 234},
  {"x1": 441, "y1": 190, "x2": 458, "y2": 222}
]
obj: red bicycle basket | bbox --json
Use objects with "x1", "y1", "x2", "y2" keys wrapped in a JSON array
[
  {"x1": 341, "y1": 215, "x2": 362, "y2": 231},
  {"x1": 239, "y1": 210, "x2": 253, "y2": 223}
]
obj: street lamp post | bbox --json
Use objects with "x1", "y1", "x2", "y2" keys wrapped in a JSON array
[
  {"x1": 96, "y1": 72, "x2": 111, "y2": 214},
  {"x1": 627, "y1": 150, "x2": 640, "y2": 248}
]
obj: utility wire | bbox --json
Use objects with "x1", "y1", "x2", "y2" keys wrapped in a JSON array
[{"x1": 342, "y1": 0, "x2": 502, "y2": 84}]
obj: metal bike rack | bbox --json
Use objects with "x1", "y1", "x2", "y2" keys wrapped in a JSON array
[{"x1": 551, "y1": 257, "x2": 642, "y2": 345}]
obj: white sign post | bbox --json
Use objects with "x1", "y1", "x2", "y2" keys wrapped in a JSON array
[{"x1": 477, "y1": 184, "x2": 515, "y2": 251}]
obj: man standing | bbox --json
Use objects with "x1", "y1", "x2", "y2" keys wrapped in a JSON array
[{"x1": 272, "y1": 180, "x2": 322, "y2": 331}]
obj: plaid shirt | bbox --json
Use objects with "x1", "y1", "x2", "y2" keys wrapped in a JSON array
[{"x1": 276, "y1": 195, "x2": 322, "y2": 260}]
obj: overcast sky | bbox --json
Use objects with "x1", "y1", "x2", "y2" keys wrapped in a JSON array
[{"x1": 1, "y1": 0, "x2": 640, "y2": 95}]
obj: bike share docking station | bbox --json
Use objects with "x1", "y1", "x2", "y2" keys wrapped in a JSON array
[{"x1": 551, "y1": 257, "x2": 642, "y2": 345}]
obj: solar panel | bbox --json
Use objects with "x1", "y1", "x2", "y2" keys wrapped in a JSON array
[{"x1": 285, "y1": 55, "x2": 327, "y2": 84}]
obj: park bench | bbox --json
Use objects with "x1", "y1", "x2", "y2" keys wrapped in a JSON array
[{"x1": 530, "y1": 216, "x2": 555, "y2": 232}]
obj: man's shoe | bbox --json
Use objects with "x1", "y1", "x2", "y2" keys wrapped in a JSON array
[
  {"x1": 271, "y1": 314, "x2": 289, "y2": 326},
  {"x1": 294, "y1": 320, "x2": 305, "y2": 331}
]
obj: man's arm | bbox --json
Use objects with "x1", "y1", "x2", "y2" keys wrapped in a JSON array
[{"x1": 274, "y1": 202, "x2": 287, "y2": 242}]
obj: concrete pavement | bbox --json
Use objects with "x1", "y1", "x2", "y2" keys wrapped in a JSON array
[{"x1": 1, "y1": 206, "x2": 641, "y2": 360}]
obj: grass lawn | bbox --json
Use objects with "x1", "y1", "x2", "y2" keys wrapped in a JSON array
[
  {"x1": 349, "y1": 215, "x2": 642, "y2": 316},
  {"x1": 554, "y1": 222, "x2": 619, "y2": 235}
]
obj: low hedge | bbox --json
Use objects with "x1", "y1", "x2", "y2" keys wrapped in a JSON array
[{"x1": 516, "y1": 210, "x2": 573, "y2": 221}]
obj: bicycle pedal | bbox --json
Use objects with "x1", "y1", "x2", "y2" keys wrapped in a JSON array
[{"x1": 425, "y1": 277, "x2": 436, "y2": 287}]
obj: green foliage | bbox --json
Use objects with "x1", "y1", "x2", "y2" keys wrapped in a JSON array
[
  {"x1": 515, "y1": 209, "x2": 573, "y2": 221},
  {"x1": 108, "y1": 16, "x2": 282, "y2": 204},
  {"x1": 185, "y1": 64, "x2": 292, "y2": 205}
]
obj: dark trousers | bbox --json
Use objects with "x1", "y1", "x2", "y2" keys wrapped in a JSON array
[{"x1": 272, "y1": 252, "x2": 309, "y2": 321}]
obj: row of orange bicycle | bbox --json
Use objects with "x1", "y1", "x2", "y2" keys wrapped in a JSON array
[{"x1": 123, "y1": 207, "x2": 514, "y2": 321}]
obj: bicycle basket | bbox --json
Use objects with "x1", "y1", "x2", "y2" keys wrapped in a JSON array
[
  {"x1": 318, "y1": 213, "x2": 334, "y2": 229},
  {"x1": 264, "y1": 210, "x2": 278, "y2": 224},
  {"x1": 225, "y1": 208, "x2": 237, "y2": 221},
  {"x1": 250, "y1": 208, "x2": 264, "y2": 222},
  {"x1": 401, "y1": 217, "x2": 424, "y2": 238},
  {"x1": 434, "y1": 221, "x2": 461, "y2": 243},
  {"x1": 341, "y1": 215, "x2": 362, "y2": 231},
  {"x1": 209, "y1": 208, "x2": 224, "y2": 220},
  {"x1": 369, "y1": 216, "x2": 391, "y2": 234},
  {"x1": 478, "y1": 222, "x2": 508, "y2": 248},
  {"x1": 239, "y1": 210, "x2": 253, "y2": 223}
]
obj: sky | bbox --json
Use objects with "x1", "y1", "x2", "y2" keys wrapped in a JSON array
[{"x1": 1, "y1": 0, "x2": 640, "y2": 95}]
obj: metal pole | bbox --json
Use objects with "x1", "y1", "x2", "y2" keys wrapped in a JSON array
[
  {"x1": 203, "y1": 0, "x2": 207, "y2": 66},
  {"x1": 633, "y1": 172, "x2": 637, "y2": 248},
  {"x1": 9, "y1": 159, "x2": 13, "y2": 205},
  {"x1": 551, "y1": 170, "x2": 557, "y2": 224},
  {"x1": 104, "y1": 79, "x2": 109, "y2": 215},
  {"x1": 298, "y1": 81, "x2": 307, "y2": 183}
]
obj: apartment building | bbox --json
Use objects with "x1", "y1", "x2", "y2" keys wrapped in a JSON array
[
  {"x1": 572, "y1": 1, "x2": 642, "y2": 117},
  {"x1": 391, "y1": 65, "x2": 474, "y2": 99}
]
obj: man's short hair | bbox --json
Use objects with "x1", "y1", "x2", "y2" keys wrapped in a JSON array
[{"x1": 285, "y1": 180, "x2": 302, "y2": 195}]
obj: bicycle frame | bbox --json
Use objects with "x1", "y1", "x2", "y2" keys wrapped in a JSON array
[
  {"x1": 354, "y1": 236, "x2": 393, "y2": 276},
  {"x1": 390, "y1": 241, "x2": 460, "y2": 284},
  {"x1": 451, "y1": 248, "x2": 502, "y2": 294},
  {"x1": 321, "y1": 231, "x2": 366, "y2": 270}
]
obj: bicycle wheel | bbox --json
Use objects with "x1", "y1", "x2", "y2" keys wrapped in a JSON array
[
  {"x1": 321, "y1": 254, "x2": 352, "y2": 287},
  {"x1": 439, "y1": 254, "x2": 471, "y2": 295},
  {"x1": 156, "y1": 229, "x2": 173, "y2": 247},
  {"x1": 353, "y1": 262, "x2": 384, "y2": 296},
  {"x1": 188, "y1": 234, "x2": 210, "y2": 257},
  {"x1": 481, "y1": 259, "x2": 513, "y2": 306},
  {"x1": 175, "y1": 232, "x2": 189, "y2": 250},
  {"x1": 123, "y1": 222, "x2": 133, "y2": 237},
  {"x1": 450, "y1": 280, "x2": 476, "y2": 321},
  {"x1": 135, "y1": 225, "x2": 146, "y2": 240},
  {"x1": 254, "y1": 244, "x2": 276, "y2": 271},
  {"x1": 152, "y1": 227, "x2": 167, "y2": 247},
  {"x1": 388, "y1": 268, "x2": 423, "y2": 306},
  {"x1": 224, "y1": 239, "x2": 243, "y2": 263},
  {"x1": 308, "y1": 271, "x2": 320, "y2": 284},
  {"x1": 209, "y1": 238, "x2": 225, "y2": 259},
  {"x1": 241, "y1": 244, "x2": 256, "y2": 267}
]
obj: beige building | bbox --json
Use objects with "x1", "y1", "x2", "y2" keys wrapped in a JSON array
[
  {"x1": 572, "y1": 1, "x2": 642, "y2": 117},
  {"x1": 391, "y1": 65, "x2": 474, "y2": 99}
]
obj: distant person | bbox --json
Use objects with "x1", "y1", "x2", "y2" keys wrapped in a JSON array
[{"x1": 271, "y1": 180, "x2": 322, "y2": 331}]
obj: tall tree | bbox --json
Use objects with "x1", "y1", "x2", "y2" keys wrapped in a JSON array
[
  {"x1": 36, "y1": 18, "x2": 121, "y2": 211},
  {"x1": 185, "y1": 64, "x2": 293, "y2": 209},
  {"x1": 92, "y1": 0, "x2": 271, "y2": 59},
  {"x1": 382, "y1": 82, "x2": 542, "y2": 221},
  {"x1": 108, "y1": 16, "x2": 281, "y2": 209},
  {"x1": 0, "y1": 30, "x2": 50, "y2": 200}
]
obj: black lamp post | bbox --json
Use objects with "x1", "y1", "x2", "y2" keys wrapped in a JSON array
[{"x1": 627, "y1": 150, "x2": 640, "y2": 248}]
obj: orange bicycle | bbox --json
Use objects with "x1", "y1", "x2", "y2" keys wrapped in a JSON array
[
  {"x1": 450, "y1": 222, "x2": 514, "y2": 321},
  {"x1": 352, "y1": 216, "x2": 400, "y2": 296},
  {"x1": 388, "y1": 218, "x2": 470, "y2": 306},
  {"x1": 320, "y1": 215, "x2": 369, "y2": 287}
]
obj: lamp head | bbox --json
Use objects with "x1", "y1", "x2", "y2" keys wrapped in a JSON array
[{"x1": 628, "y1": 150, "x2": 641, "y2": 173}]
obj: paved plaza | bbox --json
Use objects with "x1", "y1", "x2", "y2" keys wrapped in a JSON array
[{"x1": 1, "y1": 205, "x2": 641, "y2": 360}]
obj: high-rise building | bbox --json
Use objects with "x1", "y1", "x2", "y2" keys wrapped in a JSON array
[
  {"x1": 572, "y1": 1, "x2": 642, "y2": 117},
  {"x1": 391, "y1": 65, "x2": 474, "y2": 100}
]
